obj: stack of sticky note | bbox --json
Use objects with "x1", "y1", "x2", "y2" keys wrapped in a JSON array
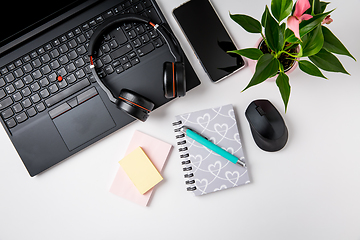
[
  {"x1": 110, "y1": 131, "x2": 172, "y2": 206},
  {"x1": 119, "y1": 146, "x2": 163, "y2": 195}
]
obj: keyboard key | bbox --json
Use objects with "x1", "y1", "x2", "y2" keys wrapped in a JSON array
[
  {"x1": 40, "y1": 89, "x2": 50, "y2": 98},
  {"x1": 110, "y1": 40, "x2": 118, "y2": 49},
  {"x1": 32, "y1": 58, "x2": 42, "y2": 68},
  {"x1": 76, "y1": 46, "x2": 87, "y2": 55},
  {"x1": 31, "y1": 94, "x2": 41, "y2": 103},
  {"x1": 66, "y1": 74, "x2": 77, "y2": 84},
  {"x1": 48, "y1": 72, "x2": 57, "y2": 82},
  {"x1": 136, "y1": 42, "x2": 154, "y2": 57},
  {"x1": 59, "y1": 55, "x2": 69, "y2": 65},
  {"x1": 41, "y1": 65, "x2": 51, "y2": 75},
  {"x1": 50, "y1": 49, "x2": 60, "y2": 58},
  {"x1": 131, "y1": 58, "x2": 140, "y2": 66},
  {"x1": 39, "y1": 77, "x2": 49, "y2": 87},
  {"x1": 48, "y1": 84, "x2": 59, "y2": 94},
  {"x1": 14, "y1": 68, "x2": 24, "y2": 78},
  {"x1": 41, "y1": 54, "x2": 51, "y2": 63},
  {"x1": 49, "y1": 102, "x2": 71, "y2": 119},
  {"x1": 50, "y1": 60, "x2": 60, "y2": 70},
  {"x1": 101, "y1": 44, "x2": 111, "y2": 53},
  {"x1": 0, "y1": 78, "x2": 5, "y2": 87},
  {"x1": 75, "y1": 58, "x2": 85, "y2": 68},
  {"x1": 59, "y1": 44, "x2": 69, "y2": 54},
  {"x1": 102, "y1": 55, "x2": 112, "y2": 64},
  {"x1": 75, "y1": 69, "x2": 85, "y2": 79},
  {"x1": 77, "y1": 34, "x2": 86, "y2": 44},
  {"x1": 6, "y1": 118, "x2": 16, "y2": 128},
  {"x1": 27, "y1": 107, "x2": 37, "y2": 117},
  {"x1": 32, "y1": 70, "x2": 42, "y2": 79},
  {"x1": 1, "y1": 108, "x2": 13, "y2": 119},
  {"x1": 104, "y1": 65, "x2": 114, "y2": 74},
  {"x1": 30, "y1": 82, "x2": 40, "y2": 92},
  {"x1": 57, "y1": 68, "x2": 67, "y2": 77},
  {"x1": 36, "y1": 102, "x2": 46, "y2": 112},
  {"x1": 14, "y1": 80, "x2": 24, "y2": 89},
  {"x1": 0, "y1": 89, "x2": 5, "y2": 99},
  {"x1": 45, "y1": 78, "x2": 90, "y2": 107},
  {"x1": 68, "y1": 39, "x2": 77, "y2": 49},
  {"x1": 5, "y1": 84, "x2": 15, "y2": 94},
  {"x1": 21, "y1": 87, "x2": 31, "y2": 97},
  {"x1": 123, "y1": 62, "x2": 132, "y2": 70},
  {"x1": 15, "y1": 59, "x2": 22, "y2": 67},
  {"x1": 15, "y1": 112, "x2": 28, "y2": 123},
  {"x1": 24, "y1": 75, "x2": 33, "y2": 84},
  {"x1": 22, "y1": 98, "x2": 32, "y2": 108},
  {"x1": 5, "y1": 73, "x2": 15, "y2": 82},
  {"x1": 103, "y1": 10, "x2": 114, "y2": 18},
  {"x1": 13, "y1": 92, "x2": 22, "y2": 102},
  {"x1": 38, "y1": 47, "x2": 46, "y2": 54},
  {"x1": 66, "y1": 63, "x2": 76, "y2": 73},
  {"x1": 58, "y1": 80, "x2": 68, "y2": 89},
  {"x1": 13, "y1": 103, "x2": 23, "y2": 113},
  {"x1": 110, "y1": 44, "x2": 133, "y2": 59},
  {"x1": 53, "y1": 39, "x2": 61, "y2": 46},
  {"x1": 67, "y1": 50, "x2": 78, "y2": 60},
  {"x1": 44, "y1": 44, "x2": 52, "y2": 51}
]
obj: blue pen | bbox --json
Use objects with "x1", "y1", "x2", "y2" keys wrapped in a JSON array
[{"x1": 181, "y1": 126, "x2": 247, "y2": 168}]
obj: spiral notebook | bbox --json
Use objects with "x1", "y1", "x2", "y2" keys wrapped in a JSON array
[{"x1": 173, "y1": 104, "x2": 250, "y2": 196}]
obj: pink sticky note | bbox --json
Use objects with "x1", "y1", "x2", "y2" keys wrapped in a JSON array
[{"x1": 109, "y1": 131, "x2": 172, "y2": 206}]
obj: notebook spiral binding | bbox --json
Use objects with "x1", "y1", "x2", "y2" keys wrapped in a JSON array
[{"x1": 172, "y1": 120, "x2": 197, "y2": 192}]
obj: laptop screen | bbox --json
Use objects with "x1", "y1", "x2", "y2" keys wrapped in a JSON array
[{"x1": 0, "y1": 0, "x2": 91, "y2": 51}]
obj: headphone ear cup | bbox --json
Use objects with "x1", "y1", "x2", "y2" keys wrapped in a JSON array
[
  {"x1": 117, "y1": 89, "x2": 155, "y2": 122},
  {"x1": 174, "y1": 62, "x2": 186, "y2": 97},
  {"x1": 163, "y1": 62, "x2": 175, "y2": 99}
]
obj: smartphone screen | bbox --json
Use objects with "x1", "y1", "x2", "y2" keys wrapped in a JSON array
[{"x1": 173, "y1": 0, "x2": 245, "y2": 83}]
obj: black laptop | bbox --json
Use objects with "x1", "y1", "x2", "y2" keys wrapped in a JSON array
[{"x1": 0, "y1": 0, "x2": 200, "y2": 177}]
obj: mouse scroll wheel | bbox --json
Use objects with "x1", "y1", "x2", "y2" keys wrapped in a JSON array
[{"x1": 256, "y1": 106, "x2": 266, "y2": 116}]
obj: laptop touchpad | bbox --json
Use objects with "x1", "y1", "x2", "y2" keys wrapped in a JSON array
[{"x1": 52, "y1": 95, "x2": 116, "y2": 151}]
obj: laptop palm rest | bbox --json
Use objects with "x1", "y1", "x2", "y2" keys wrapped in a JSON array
[{"x1": 53, "y1": 95, "x2": 116, "y2": 151}]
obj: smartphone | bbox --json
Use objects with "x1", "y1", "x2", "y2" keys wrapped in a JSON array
[{"x1": 173, "y1": 0, "x2": 245, "y2": 83}]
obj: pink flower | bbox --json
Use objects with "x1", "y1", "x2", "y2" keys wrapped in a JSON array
[
  {"x1": 287, "y1": 0, "x2": 313, "y2": 39},
  {"x1": 322, "y1": 15, "x2": 333, "y2": 25}
]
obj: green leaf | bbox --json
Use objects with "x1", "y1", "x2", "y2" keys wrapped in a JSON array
[
  {"x1": 228, "y1": 48, "x2": 264, "y2": 60},
  {"x1": 299, "y1": 9, "x2": 334, "y2": 38},
  {"x1": 261, "y1": 5, "x2": 270, "y2": 27},
  {"x1": 230, "y1": 14, "x2": 262, "y2": 33},
  {"x1": 312, "y1": 0, "x2": 322, "y2": 15},
  {"x1": 276, "y1": 72, "x2": 291, "y2": 112},
  {"x1": 242, "y1": 54, "x2": 279, "y2": 91},
  {"x1": 298, "y1": 60, "x2": 327, "y2": 79},
  {"x1": 322, "y1": 26, "x2": 356, "y2": 61},
  {"x1": 309, "y1": 48, "x2": 350, "y2": 75},
  {"x1": 265, "y1": 10, "x2": 284, "y2": 52},
  {"x1": 320, "y1": 2, "x2": 330, "y2": 13},
  {"x1": 271, "y1": 0, "x2": 293, "y2": 22},
  {"x1": 301, "y1": 25, "x2": 324, "y2": 57}
]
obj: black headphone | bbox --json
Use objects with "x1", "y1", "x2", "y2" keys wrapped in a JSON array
[{"x1": 88, "y1": 14, "x2": 186, "y2": 122}]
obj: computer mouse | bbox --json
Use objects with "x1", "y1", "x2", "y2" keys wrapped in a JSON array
[{"x1": 245, "y1": 99, "x2": 288, "y2": 152}]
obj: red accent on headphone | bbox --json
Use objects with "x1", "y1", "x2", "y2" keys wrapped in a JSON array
[{"x1": 118, "y1": 96, "x2": 152, "y2": 112}]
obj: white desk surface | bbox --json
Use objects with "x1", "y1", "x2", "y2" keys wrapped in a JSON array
[{"x1": 1, "y1": 0, "x2": 360, "y2": 239}]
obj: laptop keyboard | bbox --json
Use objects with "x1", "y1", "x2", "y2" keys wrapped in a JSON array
[{"x1": 0, "y1": 0, "x2": 164, "y2": 130}]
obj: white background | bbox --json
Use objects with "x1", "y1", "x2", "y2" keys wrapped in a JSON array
[{"x1": 1, "y1": 0, "x2": 360, "y2": 239}]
